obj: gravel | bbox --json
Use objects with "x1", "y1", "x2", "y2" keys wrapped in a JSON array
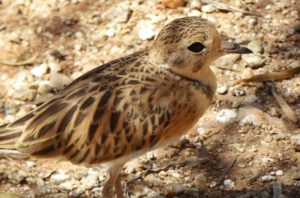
[
  {"x1": 261, "y1": 175, "x2": 276, "y2": 182},
  {"x1": 215, "y1": 109, "x2": 238, "y2": 123},
  {"x1": 0, "y1": 0, "x2": 299, "y2": 197}
]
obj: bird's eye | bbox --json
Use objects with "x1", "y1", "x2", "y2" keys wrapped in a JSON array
[{"x1": 187, "y1": 42, "x2": 205, "y2": 53}]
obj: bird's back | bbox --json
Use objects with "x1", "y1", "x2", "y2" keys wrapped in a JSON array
[{"x1": 0, "y1": 49, "x2": 213, "y2": 166}]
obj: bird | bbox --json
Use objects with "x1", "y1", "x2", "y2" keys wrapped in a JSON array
[{"x1": 0, "y1": 16, "x2": 252, "y2": 197}]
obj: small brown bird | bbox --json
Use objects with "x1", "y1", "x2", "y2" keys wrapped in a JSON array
[{"x1": 0, "y1": 17, "x2": 251, "y2": 197}]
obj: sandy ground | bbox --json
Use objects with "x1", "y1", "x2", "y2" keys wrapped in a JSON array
[{"x1": 0, "y1": 0, "x2": 299, "y2": 197}]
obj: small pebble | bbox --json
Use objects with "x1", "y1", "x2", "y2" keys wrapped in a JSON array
[
  {"x1": 49, "y1": 72, "x2": 72, "y2": 90},
  {"x1": 217, "y1": 85, "x2": 228, "y2": 95},
  {"x1": 91, "y1": 187, "x2": 102, "y2": 197},
  {"x1": 201, "y1": 5, "x2": 216, "y2": 13},
  {"x1": 26, "y1": 161, "x2": 35, "y2": 168},
  {"x1": 216, "y1": 109, "x2": 237, "y2": 123},
  {"x1": 240, "y1": 115, "x2": 259, "y2": 126},
  {"x1": 196, "y1": 127, "x2": 205, "y2": 136},
  {"x1": 248, "y1": 40, "x2": 263, "y2": 53},
  {"x1": 31, "y1": 64, "x2": 48, "y2": 78},
  {"x1": 248, "y1": 18, "x2": 257, "y2": 26},
  {"x1": 189, "y1": 0, "x2": 202, "y2": 9},
  {"x1": 232, "y1": 88, "x2": 246, "y2": 97},
  {"x1": 243, "y1": 54, "x2": 265, "y2": 69},
  {"x1": 80, "y1": 174, "x2": 99, "y2": 190},
  {"x1": 169, "y1": 184, "x2": 185, "y2": 194},
  {"x1": 261, "y1": 175, "x2": 276, "y2": 182},
  {"x1": 276, "y1": 170, "x2": 284, "y2": 176},
  {"x1": 223, "y1": 179, "x2": 235, "y2": 188},
  {"x1": 50, "y1": 172, "x2": 71, "y2": 183},
  {"x1": 138, "y1": 21, "x2": 155, "y2": 41},
  {"x1": 105, "y1": 27, "x2": 116, "y2": 37}
]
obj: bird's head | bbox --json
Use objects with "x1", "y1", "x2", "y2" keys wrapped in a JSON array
[{"x1": 150, "y1": 17, "x2": 252, "y2": 79}]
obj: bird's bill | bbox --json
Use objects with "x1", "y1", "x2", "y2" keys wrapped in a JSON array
[{"x1": 220, "y1": 42, "x2": 253, "y2": 54}]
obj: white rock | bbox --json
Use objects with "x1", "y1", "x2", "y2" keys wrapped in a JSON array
[
  {"x1": 248, "y1": 18, "x2": 257, "y2": 25},
  {"x1": 75, "y1": 31, "x2": 83, "y2": 39},
  {"x1": 196, "y1": 127, "x2": 205, "y2": 136},
  {"x1": 80, "y1": 174, "x2": 99, "y2": 190},
  {"x1": 59, "y1": 179, "x2": 76, "y2": 191},
  {"x1": 50, "y1": 172, "x2": 71, "y2": 183},
  {"x1": 31, "y1": 64, "x2": 48, "y2": 77},
  {"x1": 194, "y1": 142, "x2": 202, "y2": 149},
  {"x1": 201, "y1": 5, "x2": 216, "y2": 13},
  {"x1": 91, "y1": 187, "x2": 102, "y2": 197},
  {"x1": 217, "y1": 54, "x2": 241, "y2": 67},
  {"x1": 74, "y1": 43, "x2": 82, "y2": 51},
  {"x1": 216, "y1": 109, "x2": 237, "y2": 123},
  {"x1": 223, "y1": 179, "x2": 235, "y2": 188},
  {"x1": 244, "y1": 54, "x2": 265, "y2": 69},
  {"x1": 9, "y1": 170, "x2": 27, "y2": 184},
  {"x1": 105, "y1": 27, "x2": 116, "y2": 37},
  {"x1": 265, "y1": 5, "x2": 272, "y2": 10},
  {"x1": 146, "y1": 151, "x2": 156, "y2": 160},
  {"x1": 261, "y1": 156, "x2": 274, "y2": 164},
  {"x1": 270, "y1": 171, "x2": 276, "y2": 175},
  {"x1": 248, "y1": 40, "x2": 263, "y2": 53},
  {"x1": 276, "y1": 170, "x2": 284, "y2": 176},
  {"x1": 209, "y1": 181, "x2": 217, "y2": 188},
  {"x1": 217, "y1": 85, "x2": 228, "y2": 95},
  {"x1": 189, "y1": 0, "x2": 202, "y2": 9},
  {"x1": 239, "y1": 115, "x2": 259, "y2": 126},
  {"x1": 69, "y1": 187, "x2": 85, "y2": 197},
  {"x1": 264, "y1": 14, "x2": 272, "y2": 19},
  {"x1": 49, "y1": 72, "x2": 72, "y2": 90},
  {"x1": 82, "y1": 175, "x2": 99, "y2": 189},
  {"x1": 261, "y1": 175, "x2": 276, "y2": 182},
  {"x1": 188, "y1": 9, "x2": 202, "y2": 17},
  {"x1": 170, "y1": 170, "x2": 180, "y2": 178},
  {"x1": 26, "y1": 161, "x2": 35, "y2": 168},
  {"x1": 138, "y1": 21, "x2": 155, "y2": 40}
]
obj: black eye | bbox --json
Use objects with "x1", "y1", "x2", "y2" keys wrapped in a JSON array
[{"x1": 187, "y1": 42, "x2": 205, "y2": 53}]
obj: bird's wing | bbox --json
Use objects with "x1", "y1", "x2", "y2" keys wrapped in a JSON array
[{"x1": 0, "y1": 51, "x2": 188, "y2": 165}]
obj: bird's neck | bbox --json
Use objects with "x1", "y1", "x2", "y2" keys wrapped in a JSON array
[
  {"x1": 170, "y1": 65, "x2": 217, "y2": 96},
  {"x1": 147, "y1": 49, "x2": 217, "y2": 96}
]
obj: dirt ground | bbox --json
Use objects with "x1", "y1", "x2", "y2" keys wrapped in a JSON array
[{"x1": 0, "y1": 0, "x2": 299, "y2": 197}]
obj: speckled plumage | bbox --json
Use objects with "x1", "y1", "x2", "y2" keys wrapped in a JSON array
[{"x1": 0, "y1": 17, "x2": 252, "y2": 198}]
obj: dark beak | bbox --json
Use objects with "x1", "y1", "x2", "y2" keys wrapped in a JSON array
[{"x1": 221, "y1": 42, "x2": 253, "y2": 54}]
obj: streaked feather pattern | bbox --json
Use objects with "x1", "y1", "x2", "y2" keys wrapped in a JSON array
[
  {"x1": 0, "y1": 16, "x2": 254, "y2": 198},
  {"x1": 0, "y1": 50, "x2": 213, "y2": 165}
]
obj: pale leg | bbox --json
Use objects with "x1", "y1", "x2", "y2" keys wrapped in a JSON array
[{"x1": 102, "y1": 164, "x2": 124, "y2": 198}]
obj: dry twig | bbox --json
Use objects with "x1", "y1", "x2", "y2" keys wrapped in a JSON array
[
  {"x1": 240, "y1": 66, "x2": 300, "y2": 83},
  {"x1": 215, "y1": 155, "x2": 237, "y2": 186},
  {"x1": 271, "y1": 84, "x2": 297, "y2": 123},
  {"x1": 0, "y1": 53, "x2": 38, "y2": 66}
]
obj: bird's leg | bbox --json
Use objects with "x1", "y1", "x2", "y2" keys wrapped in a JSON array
[
  {"x1": 115, "y1": 173, "x2": 123, "y2": 198},
  {"x1": 102, "y1": 164, "x2": 124, "y2": 198}
]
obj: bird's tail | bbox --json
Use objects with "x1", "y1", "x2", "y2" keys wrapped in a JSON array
[{"x1": 0, "y1": 123, "x2": 22, "y2": 150}]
